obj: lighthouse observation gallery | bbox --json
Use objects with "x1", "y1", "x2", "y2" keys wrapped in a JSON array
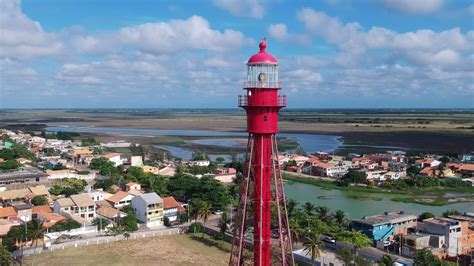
[{"x1": 229, "y1": 39, "x2": 294, "y2": 266}]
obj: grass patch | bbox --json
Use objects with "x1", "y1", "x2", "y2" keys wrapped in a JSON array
[{"x1": 21, "y1": 234, "x2": 230, "y2": 266}]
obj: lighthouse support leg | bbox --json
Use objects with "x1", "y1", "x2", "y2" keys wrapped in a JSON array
[{"x1": 252, "y1": 134, "x2": 272, "y2": 266}]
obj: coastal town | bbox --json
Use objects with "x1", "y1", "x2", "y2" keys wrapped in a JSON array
[{"x1": 0, "y1": 128, "x2": 473, "y2": 265}]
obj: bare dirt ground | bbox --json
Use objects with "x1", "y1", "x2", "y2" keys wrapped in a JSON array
[{"x1": 22, "y1": 234, "x2": 230, "y2": 266}]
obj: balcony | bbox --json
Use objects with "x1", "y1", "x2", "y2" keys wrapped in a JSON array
[
  {"x1": 243, "y1": 81, "x2": 282, "y2": 88},
  {"x1": 238, "y1": 95, "x2": 287, "y2": 107}
]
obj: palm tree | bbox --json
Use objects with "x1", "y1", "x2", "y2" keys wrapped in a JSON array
[
  {"x1": 123, "y1": 232, "x2": 130, "y2": 240},
  {"x1": 190, "y1": 199, "x2": 203, "y2": 223},
  {"x1": 437, "y1": 163, "x2": 446, "y2": 178},
  {"x1": 198, "y1": 201, "x2": 213, "y2": 237},
  {"x1": 29, "y1": 219, "x2": 45, "y2": 252},
  {"x1": 289, "y1": 219, "x2": 302, "y2": 247},
  {"x1": 333, "y1": 210, "x2": 346, "y2": 227},
  {"x1": 287, "y1": 199, "x2": 297, "y2": 217},
  {"x1": 316, "y1": 206, "x2": 331, "y2": 223},
  {"x1": 303, "y1": 231, "x2": 322, "y2": 265},
  {"x1": 218, "y1": 212, "x2": 230, "y2": 240},
  {"x1": 379, "y1": 254, "x2": 395, "y2": 266},
  {"x1": 303, "y1": 202, "x2": 315, "y2": 216},
  {"x1": 336, "y1": 248, "x2": 354, "y2": 266}
]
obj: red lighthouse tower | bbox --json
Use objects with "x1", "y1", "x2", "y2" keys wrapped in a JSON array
[{"x1": 229, "y1": 39, "x2": 294, "y2": 266}]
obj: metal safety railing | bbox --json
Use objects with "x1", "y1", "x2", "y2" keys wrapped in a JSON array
[
  {"x1": 238, "y1": 95, "x2": 287, "y2": 107},
  {"x1": 243, "y1": 81, "x2": 282, "y2": 88},
  {"x1": 277, "y1": 95, "x2": 287, "y2": 107}
]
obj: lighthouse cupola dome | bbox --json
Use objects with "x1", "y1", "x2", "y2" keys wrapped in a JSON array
[{"x1": 247, "y1": 38, "x2": 278, "y2": 65}]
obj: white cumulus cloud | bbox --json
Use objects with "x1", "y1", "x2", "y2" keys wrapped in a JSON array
[
  {"x1": 268, "y1": 23, "x2": 311, "y2": 45},
  {"x1": 0, "y1": 0, "x2": 64, "y2": 59},
  {"x1": 378, "y1": 0, "x2": 443, "y2": 14},
  {"x1": 118, "y1": 16, "x2": 251, "y2": 55},
  {"x1": 212, "y1": 0, "x2": 265, "y2": 18}
]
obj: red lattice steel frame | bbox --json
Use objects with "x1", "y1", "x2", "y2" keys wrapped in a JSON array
[{"x1": 229, "y1": 134, "x2": 294, "y2": 266}]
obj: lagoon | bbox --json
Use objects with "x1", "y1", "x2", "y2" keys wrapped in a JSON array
[
  {"x1": 46, "y1": 126, "x2": 343, "y2": 153},
  {"x1": 283, "y1": 181, "x2": 474, "y2": 219}
]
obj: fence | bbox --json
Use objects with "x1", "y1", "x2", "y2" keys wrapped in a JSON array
[{"x1": 14, "y1": 227, "x2": 186, "y2": 259}]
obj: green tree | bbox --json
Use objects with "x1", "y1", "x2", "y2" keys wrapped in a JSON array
[
  {"x1": 194, "y1": 176, "x2": 230, "y2": 211},
  {"x1": 49, "y1": 220, "x2": 82, "y2": 232},
  {"x1": 29, "y1": 219, "x2": 45, "y2": 252},
  {"x1": 378, "y1": 254, "x2": 395, "y2": 266},
  {"x1": 163, "y1": 216, "x2": 171, "y2": 227},
  {"x1": 286, "y1": 198, "x2": 297, "y2": 217},
  {"x1": 121, "y1": 206, "x2": 139, "y2": 232},
  {"x1": 94, "y1": 179, "x2": 114, "y2": 191},
  {"x1": 147, "y1": 175, "x2": 168, "y2": 196},
  {"x1": 336, "y1": 248, "x2": 355, "y2": 266},
  {"x1": 0, "y1": 160, "x2": 21, "y2": 170},
  {"x1": 342, "y1": 171, "x2": 367, "y2": 184},
  {"x1": 439, "y1": 156, "x2": 450, "y2": 163},
  {"x1": 334, "y1": 229, "x2": 372, "y2": 249},
  {"x1": 407, "y1": 165, "x2": 420, "y2": 176},
  {"x1": 289, "y1": 219, "x2": 303, "y2": 247},
  {"x1": 215, "y1": 157, "x2": 225, "y2": 164},
  {"x1": 0, "y1": 149, "x2": 15, "y2": 160},
  {"x1": 0, "y1": 244, "x2": 12, "y2": 266},
  {"x1": 90, "y1": 157, "x2": 119, "y2": 177},
  {"x1": 167, "y1": 174, "x2": 200, "y2": 202},
  {"x1": 123, "y1": 232, "x2": 130, "y2": 240},
  {"x1": 333, "y1": 210, "x2": 347, "y2": 227},
  {"x1": 303, "y1": 232, "x2": 323, "y2": 265},
  {"x1": 187, "y1": 222, "x2": 204, "y2": 234},
  {"x1": 414, "y1": 249, "x2": 455, "y2": 266},
  {"x1": 442, "y1": 209, "x2": 461, "y2": 218},
  {"x1": 198, "y1": 201, "x2": 213, "y2": 237},
  {"x1": 303, "y1": 202, "x2": 315, "y2": 216},
  {"x1": 92, "y1": 218, "x2": 110, "y2": 231},
  {"x1": 189, "y1": 199, "x2": 204, "y2": 225},
  {"x1": 354, "y1": 255, "x2": 371, "y2": 266},
  {"x1": 218, "y1": 212, "x2": 230, "y2": 240},
  {"x1": 316, "y1": 206, "x2": 331, "y2": 223},
  {"x1": 419, "y1": 212, "x2": 435, "y2": 220},
  {"x1": 12, "y1": 142, "x2": 36, "y2": 160},
  {"x1": 31, "y1": 195, "x2": 48, "y2": 206}
]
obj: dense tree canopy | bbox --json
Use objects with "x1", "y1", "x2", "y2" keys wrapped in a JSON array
[
  {"x1": 89, "y1": 157, "x2": 120, "y2": 177},
  {"x1": 31, "y1": 195, "x2": 49, "y2": 206},
  {"x1": 49, "y1": 178, "x2": 87, "y2": 196}
]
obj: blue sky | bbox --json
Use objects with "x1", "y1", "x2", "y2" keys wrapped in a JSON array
[{"x1": 0, "y1": 0, "x2": 473, "y2": 108}]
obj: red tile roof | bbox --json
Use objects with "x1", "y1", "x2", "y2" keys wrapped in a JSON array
[
  {"x1": 107, "y1": 191, "x2": 130, "y2": 203},
  {"x1": 163, "y1": 196, "x2": 185, "y2": 213},
  {"x1": 0, "y1": 207, "x2": 17, "y2": 218},
  {"x1": 32, "y1": 205, "x2": 52, "y2": 215},
  {"x1": 103, "y1": 153, "x2": 121, "y2": 159},
  {"x1": 459, "y1": 164, "x2": 474, "y2": 171}
]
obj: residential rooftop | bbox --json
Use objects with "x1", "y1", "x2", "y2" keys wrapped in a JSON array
[{"x1": 353, "y1": 212, "x2": 417, "y2": 225}]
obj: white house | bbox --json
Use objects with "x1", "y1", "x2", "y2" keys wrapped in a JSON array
[
  {"x1": 101, "y1": 141, "x2": 132, "y2": 148},
  {"x1": 103, "y1": 153, "x2": 123, "y2": 166},
  {"x1": 382, "y1": 171, "x2": 405, "y2": 180},
  {"x1": 53, "y1": 193, "x2": 96, "y2": 220},
  {"x1": 131, "y1": 192, "x2": 164, "y2": 228},
  {"x1": 130, "y1": 156, "x2": 143, "y2": 167},
  {"x1": 125, "y1": 182, "x2": 141, "y2": 192},
  {"x1": 106, "y1": 191, "x2": 135, "y2": 208},
  {"x1": 313, "y1": 162, "x2": 349, "y2": 178},
  {"x1": 189, "y1": 160, "x2": 210, "y2": 167},
  {"x1": 163, "y1": 196, "x2": 183, "y2": 223}
]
